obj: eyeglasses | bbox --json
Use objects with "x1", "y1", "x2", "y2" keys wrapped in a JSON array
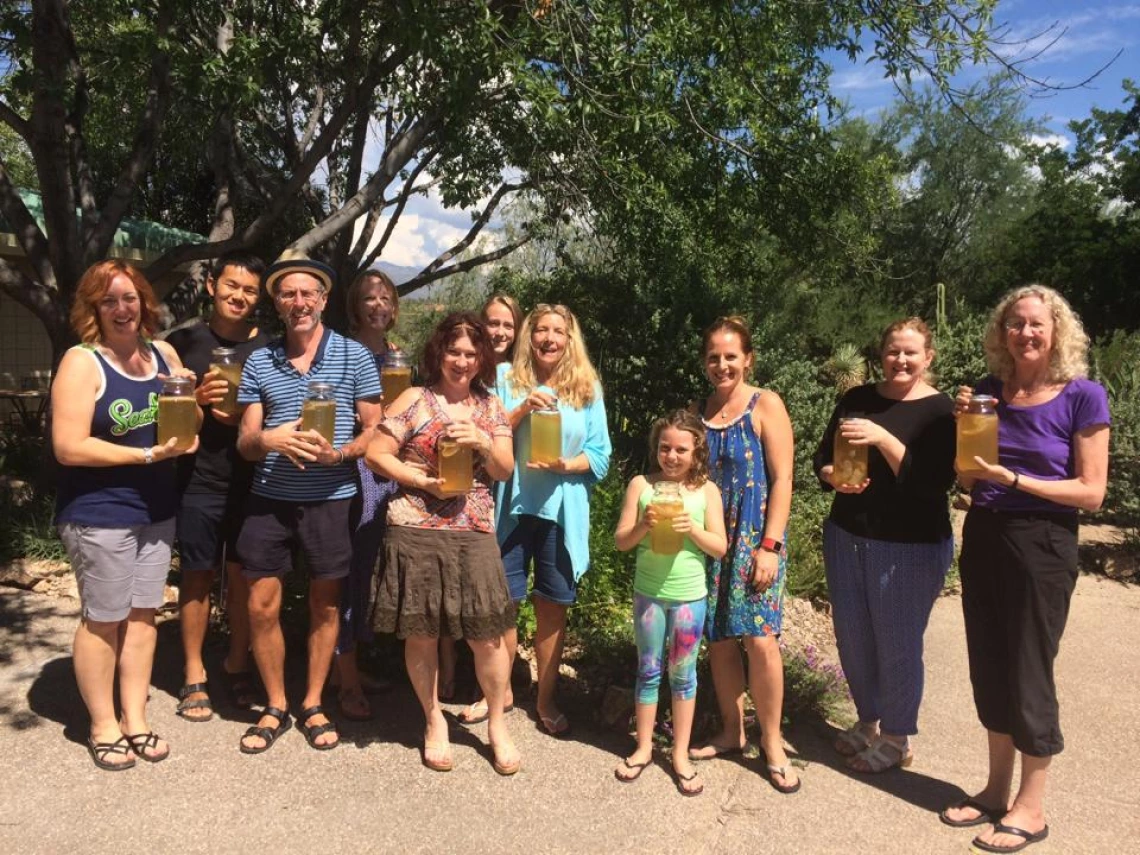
[
  {"x1": 1003, "y1": 319, "x2": 1049, "y2": 334},
  {"x1": 275, "y1": 288, "x2": 325, "y2": 304}
]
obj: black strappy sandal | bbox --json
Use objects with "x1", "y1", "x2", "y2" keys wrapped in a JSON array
[
  {"x1": 123, "y1": 731, "x2": 169, "y2": 763},
  {"x1": 296, "y1": 704, "x2": 339, "y2": 751},
  {"x1": 86, "y1": 735, "x2": 136, "y2": 771},
  {"x1": 176, "y1": 681, "x2": 214, "y2": 723},
  {"x1": 239, "y1": 706, "x2": 292, "y2": 755}
]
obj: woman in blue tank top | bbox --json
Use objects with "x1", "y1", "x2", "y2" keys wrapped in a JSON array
[{"x1": 52, "y1": 260, "x2": 201, "y2": 771}]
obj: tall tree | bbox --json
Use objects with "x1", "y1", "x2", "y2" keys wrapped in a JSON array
[{"x1": 1, "y1": 1, "x2": 1006, "y2": 361}]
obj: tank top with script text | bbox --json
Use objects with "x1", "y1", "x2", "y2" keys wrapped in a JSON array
[{"x1": 55, "y1": 344, "x2": 178, "y2": 526}]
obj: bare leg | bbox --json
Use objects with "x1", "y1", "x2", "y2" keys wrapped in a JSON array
[
  {"x1": 942, "y1": 730, "x2": 1016, "y2": 824},
  {"x1": 179, "y1": 569, "x2": 214, "y2": 719},
  {"x1": 671, "y1": 696, "x2": 701, "y2": 793},
  {"x1": 74, "y1": 617, "x2": 130, "y2": 764},
  {"x1": 469, "y1": 635, "x2": 519, "y2": 771},
  {"x1": 438, "y1": 636, "x2": 457, "y2": 699},
  {"x1": 534, "y1": 596, "x2": 568, "y2": 726},
  {"x1": 222, "y1": 561, "x2": 252, "y2": 675},
  {"x1": 974, "y1": 753, "x2": 1050, "y2": 847},
  {"x1": 116, "y1": 607, "x2": 167, "y2": 758},
  {"x1": 690, "y1": 639, "x2": 746, "y2": 757},
  {"x1": 460, "y1": 625, "x2": 517, "y2": 723},
  {"x1": 242, "y1": 576, "x2": 286, "y2": 751},
  {"x1": 744, "y1": 634, "x2": 797, "y2": 787},
  {"x1": 615, "y1": 701, "x2": 657, "y2": 780},
  {"x1": 333, "y1": 646, "x2": 371, "y2": 718},
  {"x1": 299, "y1": 578, "x2": 342, "y2": 747},
  {"x1": 405, "y1": 635, "x2": 450, "y2": 768}
]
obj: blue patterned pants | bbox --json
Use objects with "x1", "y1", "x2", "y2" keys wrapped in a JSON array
[{"x1": 823, "y1": 521, "x2": 953, "y2": 736}]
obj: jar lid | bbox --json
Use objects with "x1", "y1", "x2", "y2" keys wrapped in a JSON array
[
  {"x1": 307, "y1": 381, "x2": 336, "y2": 395},
  {"x1": 162, "y1": 376, "x2": 194, "y2": 394},
  {"x1": 970, "y1": 394, "x2": 997, "y2": 403},
  {"x1": 211, "y1": 346, "x2": 236, "y2": 358},
  {"x1": 382, "y1": 348, "x2": 410, "y2": 367}
]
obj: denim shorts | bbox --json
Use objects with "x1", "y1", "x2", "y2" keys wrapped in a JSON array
[
  {"x1": 176, "y1": 490, "x2": 245, "y2": 573},
  {"x1": 237, "y1": 494, "x2": 352, "y2": 581},
  {"x1": 500, "y1": 514, "x2": 576, "y2": 605},
  {"x1": 58, "y1": 519, "x2": 175, "y2": 622}
]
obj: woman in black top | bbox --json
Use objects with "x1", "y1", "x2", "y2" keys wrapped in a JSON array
[{"x1": 814, "y1": 318, "x2": 955, "y2": 773}]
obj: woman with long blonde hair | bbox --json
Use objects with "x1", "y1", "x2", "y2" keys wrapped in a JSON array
[{"x1": 478, "y1": 303, "x2": 612, "y2": 737}]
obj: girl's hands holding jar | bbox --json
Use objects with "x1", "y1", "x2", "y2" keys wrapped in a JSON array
[
  {"x1": 524, "y1": 389, "x2": 557, "y2": 413},
  {"x1": 838, "y1": 417, "x2": 892, "y2": 449}
]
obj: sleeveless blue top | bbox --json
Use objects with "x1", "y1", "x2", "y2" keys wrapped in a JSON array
[{"x1": 55, "y1": 344, "x2": 178, "y2": 526}]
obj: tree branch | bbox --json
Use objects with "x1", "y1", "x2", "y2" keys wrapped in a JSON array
[
  {"x1": 356, "y1": 152, "x2": 439, "y2": 270},
  {"x1": 0, "y1": 155, "x2": 53, "y2": 288},
  {"x1": 0, "y1": 100, "x2": 31, "y2": 141},
  {"x1": 397, "y1": 236, "x2": 532, "y2": 297},
  {"x1": 82, "y1": 0, "x2": 175, "y2": 264},
  {"x1": 420, "y1": 181, "x2": 527, "y2": 276}
]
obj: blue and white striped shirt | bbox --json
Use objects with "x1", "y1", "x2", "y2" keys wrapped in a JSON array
[{"x1": 238, "y1": 327, "x2": 381, "y2": 502}]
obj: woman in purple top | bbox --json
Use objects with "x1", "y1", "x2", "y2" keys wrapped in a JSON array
[{"x1": 940, "y1": 286, "x2": 1109, "y2": 854}]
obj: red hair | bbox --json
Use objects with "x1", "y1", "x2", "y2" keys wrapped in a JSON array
[{"x1": 70, "y1": 260, "x2": 161, "y2": 344}]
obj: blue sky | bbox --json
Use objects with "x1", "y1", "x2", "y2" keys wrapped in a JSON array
[
  {"x1": 831, "y1": 0, "x2": 1139, "y2": 142},
  {"x1": 380, "y1": 2, "x2": 1140, "y2": 274}
]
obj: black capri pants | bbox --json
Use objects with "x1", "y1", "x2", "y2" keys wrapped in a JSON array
[{"x1": 959, "y1": 506, "x2": 1079, "y2": 757}]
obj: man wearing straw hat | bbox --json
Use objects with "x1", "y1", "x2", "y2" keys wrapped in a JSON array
[{"x1": 234, "y1": 255, "x2": 381, "y2": 754}]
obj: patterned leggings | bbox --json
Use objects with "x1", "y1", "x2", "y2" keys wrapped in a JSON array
[{"x1": 634, "y1": 593, "x2": 707, "y2": 705}]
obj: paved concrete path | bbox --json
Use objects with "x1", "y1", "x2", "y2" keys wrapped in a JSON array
[{"x1": 1, "y1": 574, "x2": 1137, "y2": 855}]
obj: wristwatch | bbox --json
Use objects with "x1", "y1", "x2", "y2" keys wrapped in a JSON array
[
  {"x1": 142, "y1": 446, "x2": 154, "y2": 465},
  {"x1": 760, "y1": 537, "x2": 783, "y2": 553}
]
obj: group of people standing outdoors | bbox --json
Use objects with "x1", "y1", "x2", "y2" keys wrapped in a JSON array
[{"x1": 49, "y1": 251, "x2": 1107, "y2": 852}]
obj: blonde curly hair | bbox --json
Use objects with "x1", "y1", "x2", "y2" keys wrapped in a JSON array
[
  {"x1": 983, "y1": 284, "x2": 1089, "y2": 383},
  {"x1": 508, "y1": 303, "x2": 600, "y2": 408}
]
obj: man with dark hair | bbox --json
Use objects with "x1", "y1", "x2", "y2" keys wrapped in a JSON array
[
  {"x1": 165, "y1": 251, "x2": 269, "y2": 722},
  {"x1": 234, "y1": 257, "x2": 382, "y2": 754}
]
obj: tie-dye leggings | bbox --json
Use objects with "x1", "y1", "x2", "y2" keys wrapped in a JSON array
[{"x1": 634, "y1": 593, "x2": 707, "y2": 704}]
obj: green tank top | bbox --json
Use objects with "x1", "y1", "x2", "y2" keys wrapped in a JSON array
[{"x1": 634, "y1": 483, "x2": 709, "y2": 602}]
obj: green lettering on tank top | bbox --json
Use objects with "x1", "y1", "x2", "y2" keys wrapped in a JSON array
[{"x1": 108, "y1": 392, "x2": 158, "y2": 436}]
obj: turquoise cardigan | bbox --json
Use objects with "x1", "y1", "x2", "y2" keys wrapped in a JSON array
[{"x1": 494, "y1": 369, "x2": 612, "y2": 582}]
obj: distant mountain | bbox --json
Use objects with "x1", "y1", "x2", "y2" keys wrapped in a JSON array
[{"x1": 375, "y1": 261, "x2": 420, "y2": 285}]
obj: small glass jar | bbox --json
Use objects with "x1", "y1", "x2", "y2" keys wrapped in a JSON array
[
  {"x1": 649, "y1": 480, "x2": 686, "y2": 555},
  {"x1": 530, "y1": 403, "x2": 562, "y2": 465},
  {"x1": 957, "y1": 394, "x2": 999, "y2": 474},
  {"x1": 381, "y1": 348, "x2": 413, "y2": 403},
  {"x1": 301, "y1": 381, "x2": 337, "y2": 445},
  {"x1": 209, "y1": 347, "x2": 242, "y2": 413},
  {"x1": 157, "y1": 376, "x2": 197, "y2": 451},
  {"x1": 833, "y1": 417, "x2": 869, "y2": 487}
]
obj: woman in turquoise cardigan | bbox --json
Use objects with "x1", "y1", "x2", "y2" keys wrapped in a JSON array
[{"x1": 492, "y1": 303, "x2": 612, "y2": 737}]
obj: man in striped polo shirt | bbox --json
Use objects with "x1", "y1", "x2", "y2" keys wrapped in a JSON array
[{"x1": 235, "y1": 257, "x2": 382, "y2": 754}]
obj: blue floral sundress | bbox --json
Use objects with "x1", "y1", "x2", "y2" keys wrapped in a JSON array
[{"x1": 703, "y1": 391, "x2": 786, "y2": 640}]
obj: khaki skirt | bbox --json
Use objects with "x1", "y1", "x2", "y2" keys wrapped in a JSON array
[{"x1": 371, "y1": 525, "x2": 516, "y2": 640}]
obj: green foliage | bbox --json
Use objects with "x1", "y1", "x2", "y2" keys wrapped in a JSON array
[
  {"x1": 782, "y1": 642, "x2": 853, "y2": 723},
  {"x1": 0, "y1": 432, "x2": 63, "y2": 564},
  {"x1": 1091, "y1": 331, "x2": 1140, "y2": 531}
]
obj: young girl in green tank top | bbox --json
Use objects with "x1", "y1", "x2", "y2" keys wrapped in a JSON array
[{"x1": 613, "y1": 410, "x2": 727, "y2": 796}]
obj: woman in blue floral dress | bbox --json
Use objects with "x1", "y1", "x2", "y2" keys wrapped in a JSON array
[{"x1": 689, "y1": 316, "x2": 800, "y2": 794}]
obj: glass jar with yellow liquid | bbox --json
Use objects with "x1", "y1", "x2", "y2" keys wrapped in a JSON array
[
  {"x1": 301, "y1": 381, "x2": 337, "y2": 445},
  {"x1": 209, "y1": 346, "x2": 242, "y2": 414},
  {"x1": 833, "y1": 417, "x2": 869, "y2": 487},
  {"x1": 437, "y1": 434, "x2": 474, "y2": 495},
  {"x1": 157, "y1": 377, "x2": 198, "y2": 451},
  {"x1": 649, "y1": 481, "x2": 686, "y2": 555},
  {"x1": 530, "y1": 403, "x2": 562, "y2": 465},
  {"x1": 957, "y1": 394, "x2": 998, "y2": 474},
  {"x1": 381, "y1": 348, "x2": 413, "y2": 404}
]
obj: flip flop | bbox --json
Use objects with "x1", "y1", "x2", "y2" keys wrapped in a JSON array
[
  {"x1": 458, "y1": 699, "x2": 515, "y2": 726},
  {"x1": 971, "y1": 824, "x2": 1049, "y2": 853},
  {"x1": 492, "y1": 747, "x2": 522, "y2": 777},
  {"x1": 688, "y1": 741, "x2": 744, "y2": 761},
  {"x1": 538, "y1": 713, "x2": 571, "y2": 739},
  {"x1": 940, "y1": 798, "x2": 1003, "y2": 828},
  {"x1": 673, "y1": 767, "x2": 704, "y2": 797},
  {"x1": 423, "y1": 740, "x2": 454, "y2": 772},
  {"x1": 614, "y1": 757, "x2": 651, "y2": 783},
  {"x1": 765, "y1": 762, "x2": 802, "y2": 794}
]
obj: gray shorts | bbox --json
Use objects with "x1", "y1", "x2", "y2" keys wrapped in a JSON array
[{"x1": 58, "y1": 519, "x2": 176, "y2": 622}]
